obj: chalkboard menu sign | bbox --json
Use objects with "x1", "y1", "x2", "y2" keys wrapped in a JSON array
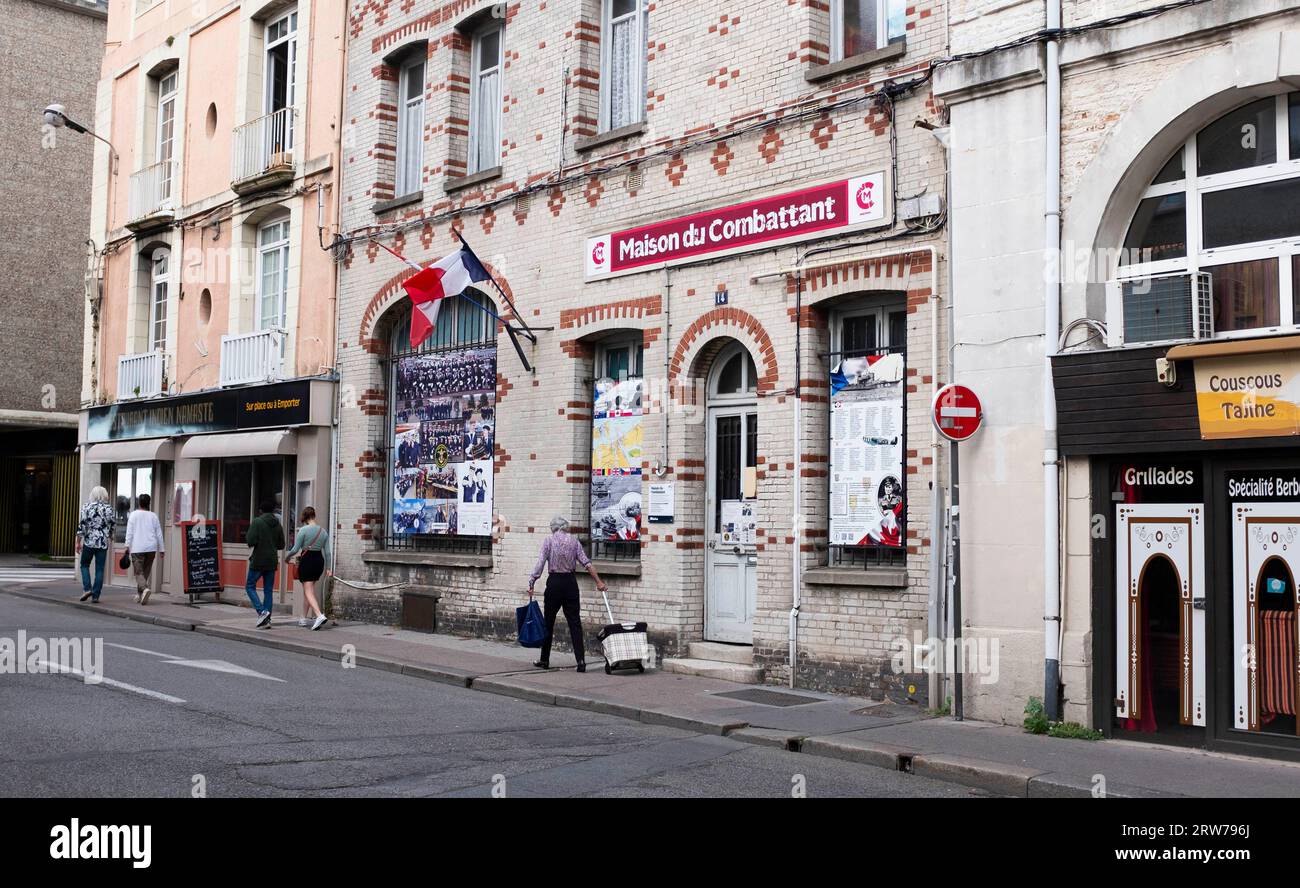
[{"x1": 182, "y1": 520, "x2": 223, "y2": 597}]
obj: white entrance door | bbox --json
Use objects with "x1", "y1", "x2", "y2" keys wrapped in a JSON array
[
  {"x1": 1115, "y1": 503, "x2": 1206, "y2": 727},
  {"x1": 706, "y1": 405, "x2": 757, "y2": 643},
  {"x1": 1232, "y1": 503, "x2": 1300, "y2": 733}
]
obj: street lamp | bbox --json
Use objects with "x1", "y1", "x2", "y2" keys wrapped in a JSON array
[{"x1": 43, "y1": 103, "x2": 119, "y2": 174}]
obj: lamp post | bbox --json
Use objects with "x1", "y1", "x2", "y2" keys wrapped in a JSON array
[{"x1": 43, "y1": 103, "x2": 118, "y2": 174}]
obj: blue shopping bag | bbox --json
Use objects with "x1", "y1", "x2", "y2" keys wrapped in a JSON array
[{"x1": 516, "y1": 597, "x2": 546, "y2": 648}]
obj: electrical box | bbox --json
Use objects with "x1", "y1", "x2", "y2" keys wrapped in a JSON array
[{"x1": 900, "y1": 194, "x2": 943, "y2": 221}]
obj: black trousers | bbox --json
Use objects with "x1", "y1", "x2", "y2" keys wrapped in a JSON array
[{"x1": 540, "y1": 572, "x2": 584, "y2": 664}]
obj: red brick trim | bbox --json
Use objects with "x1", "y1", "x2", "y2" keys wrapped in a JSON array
[{"x1": 669, "y1": 307, "x2": 779, "y2": 393}]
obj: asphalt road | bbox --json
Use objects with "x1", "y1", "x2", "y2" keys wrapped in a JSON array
[{"x1": 0, "y1": 590, "x2": 989, "y2": 798}]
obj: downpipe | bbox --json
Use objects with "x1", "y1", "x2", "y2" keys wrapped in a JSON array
[{"x1": 1043, "y1": 0, "x2": 1064, "y2": 721}]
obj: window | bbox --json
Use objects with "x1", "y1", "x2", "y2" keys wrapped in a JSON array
[
  {"x1": 592, "y1": 337, "x2": 644, "y2": 561},
  {"x1": 601, "y1": 0, "x2": 646, "y2": 132},
  {"x1": 468, "y1": 22, "x2": 503, "y2": 174},
  {"x1": 386, "y1": 293, "x2": 498, "y2": 554},
  {"x1": 830, "y1": 0, "x2": 906, "y2": 63},
  {"x1": 112, "y1": 464, "x2": 153, "y2": 544},
  {"x1": 257, "y1": 217, "x2": 290, "y2": 334},
  {"x1": 221, "y1": 458, "x2": 288, "y2": 546},
  {"x1": 1116, "y1": 93, "x2": 1300, "y2": 343},
  {"x1": 396, "y1": 54, "x2": 426, "y2": 195},
  {"x1": 265, "y1": 9, "x2": 298, "y2": 151},
  {"x1": 828, "y1": 299, "x2": 907, "y2": 569},
  {"x1": 149, "y1": 248, "x2": 170, "y2": 352},
  {"x1": 156, "y1": 71, "x2": 177, "y2": 200}
]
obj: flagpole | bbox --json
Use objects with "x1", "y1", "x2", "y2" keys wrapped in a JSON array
[
  {"x1": 451, "y1": 228, "x2": 538, "y2": 344},
  {"x1": 369, "y1": 238, "x2": 514, "y2": 330}
]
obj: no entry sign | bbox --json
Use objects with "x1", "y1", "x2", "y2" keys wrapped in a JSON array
[{"x1": 933, "y1": 384, "x2": 983, "y2": 442}]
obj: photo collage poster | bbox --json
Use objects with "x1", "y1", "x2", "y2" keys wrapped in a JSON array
[
  {"x1": 392, "y1": 346, "x2": 496, "y2": 537},
  {"x1": 828, "y1": 352, "x2": 905, "y2": 548},
  {"x1": 591, "y1": 376, "x2": 644, "y2": 541}
]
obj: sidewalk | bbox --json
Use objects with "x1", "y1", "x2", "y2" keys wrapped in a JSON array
[{"x1": 7, "y1": 577, "x2": 1300, "y2": 798}]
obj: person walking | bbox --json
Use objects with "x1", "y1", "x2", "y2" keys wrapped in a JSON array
[
  {"x1": 527, "y1": 516, "x2": 607, "y2": 673},
  {"x1": 75, "y1": 486, "x2": 115, "y2": 603},
  {"x1": 285, "y1": 506, "x2": 331, "y2": 631},
  {"x1": 245, "y1": 499, "x2": 286, "y2": 628},
  {"x1": 123, "y1": 493, "x2": 164, "y2": 605}
]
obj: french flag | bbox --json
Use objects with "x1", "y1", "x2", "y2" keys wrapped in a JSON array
[{"x1": 403, "y1": 247, "x2": 492, "y2": 346}]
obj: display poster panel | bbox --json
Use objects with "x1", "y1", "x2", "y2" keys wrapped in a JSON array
[
  {"x1": 828, "y1": 352, "x2": 905, "y2": 547},
  {"x1": 391, "y1": 346, "x2": 496, "y2": 537}
]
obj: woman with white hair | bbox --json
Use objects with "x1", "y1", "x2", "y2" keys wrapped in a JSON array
[
  {"x1": 75, "y1": 486, "x2": 116, "y2": 603},
  {"x1": 527, "y1": 515, "x2": 608, "y2": 672}
]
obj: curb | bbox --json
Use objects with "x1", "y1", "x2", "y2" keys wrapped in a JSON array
[{"x1": 0, "y1": 585, "x2": 1186, "y2": 799}]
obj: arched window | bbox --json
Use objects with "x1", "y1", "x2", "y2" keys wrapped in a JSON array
[
  {"x1": 386, "y1": 291, "x2": 498, "y2": 553},
  {"x1": 1116, "y1": 92, "x2": 1300, "y2": 343},
  {"x1": 708, "y1": 342, "x2": 758, "y2": 401}
]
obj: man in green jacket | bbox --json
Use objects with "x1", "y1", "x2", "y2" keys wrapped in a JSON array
[{"x1": 245, "y1": 499, "x2": 286, "y2": 628}]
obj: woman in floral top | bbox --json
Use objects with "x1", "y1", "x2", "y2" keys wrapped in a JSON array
[{"x1": 75, "y1": 486, "x2": 116, "y2": 602}]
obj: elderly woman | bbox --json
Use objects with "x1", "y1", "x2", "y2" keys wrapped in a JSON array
[
  {"x1": 75, "y1": 486, "x2": 115, "y2": 603},
  {"x1": 528, "y1": 516, "x2": 607, "y2": 672}
]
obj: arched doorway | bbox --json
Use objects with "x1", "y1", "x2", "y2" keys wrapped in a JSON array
[
  {"x1": 705, "y1": 340, "x2": 759, "y2": 643},
  {"x1": 1233, "y1": 506, "x2": 1300, "y2": 734},
  {"x1": 1116, "y1": 503, "x2": 1205, "y2": 733}
]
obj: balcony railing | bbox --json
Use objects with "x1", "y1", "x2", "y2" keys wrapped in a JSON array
[
  {"x1": 117, "y1": 351, "x2": 164, "y2": 401},
  {"x1": 220, "y1": 328, "x2": 283, "y2": 387},
  {"x1": 126, "y1": 161, "x2": 177, "y2": 224},
  {"x1": 231, "y1": 108, "x2": 296, "y2": 186}
]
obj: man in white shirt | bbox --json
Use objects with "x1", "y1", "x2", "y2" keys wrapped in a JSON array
[{"x1": 124, "y1": 493, "x2": 165, "y2": 605}]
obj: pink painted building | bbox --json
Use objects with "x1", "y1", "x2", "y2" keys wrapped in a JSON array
[{"x1": 78, "y1": 0, "x2": 346, "y2": 609}]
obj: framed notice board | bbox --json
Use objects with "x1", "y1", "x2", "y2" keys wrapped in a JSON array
[{"x1": 181, "y1": 520, "x2": 223, "y2": 601}]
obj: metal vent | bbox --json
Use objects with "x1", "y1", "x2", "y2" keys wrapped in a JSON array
[
  {"x1": 625, "y1": 166, "x2": 643, "y2": 192},
  {"x1": 514, "y1": 193, "x2": 531, "y2": 215},
  {"x1": 1121, "y1": 271, "x2": 1213, "y2": 344}
]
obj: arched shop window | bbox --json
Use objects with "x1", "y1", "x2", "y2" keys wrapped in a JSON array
[
  {"x1": 591, "y1": 336, "x2": 644, "y2": 562},
  {"x1": 387, "y1": 292, "x2": 498, "y2": 554},
  {"x1": 827, "y1": 297, "x2": 907, "y2": 569},
  {"x1": 1116, "y1": 93, "x2": 1300, "y2": 343}
]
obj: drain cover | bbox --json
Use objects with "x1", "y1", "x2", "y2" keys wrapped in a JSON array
[{"x1": 715, "y1": 688, "x2": 822, "y2": 707}]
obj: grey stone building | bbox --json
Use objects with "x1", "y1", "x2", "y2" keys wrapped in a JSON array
[{"x1": 0, "y1": 0, "x2": 106, "y2": 554}]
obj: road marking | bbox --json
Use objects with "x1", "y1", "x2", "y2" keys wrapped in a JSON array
[
  {"x1": 164, "y1": 659, "x2": 285, "y2": 682},
  {"x1": 105, "y1": 642, "x2": 175, "y2": 658},
  {"x1": 0, "y1": 569, "x2": 70, "y2": 584},
  {"x1": 34, "y1": 659, "x2": 187, "y2": 705},
  {"x1": 104, "y1": 643, "x2": 286, "y2": 682}
]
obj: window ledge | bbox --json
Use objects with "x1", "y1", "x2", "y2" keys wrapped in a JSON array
[
  {"x1": 591, "y1": 559, "x2": 641, "y2": 577},
  {"x1": 372, "y1": 191, "x2": 423, "y2": 215},
  {"x1": 803, "y1": 566, "x2": 907, "y2": 588},
  {"x1": 444, "y1": 166, "x2": 502, "y2": 194},
  {"x1": 806, "y1": 41, "x2": 906, "y2": 83},
  {"x1": 364, "y1": 550, "x2": 493, "y2": 569},
  {"x1": 575, "y1": 122, "x2": 646, "y2": 154}
]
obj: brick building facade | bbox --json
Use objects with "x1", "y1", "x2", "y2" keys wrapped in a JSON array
[{"x1": 333, "y1": 0, "x2": 953, "y2": 699}]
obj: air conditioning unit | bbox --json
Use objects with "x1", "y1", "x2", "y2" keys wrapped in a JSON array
[{"x1": 1108, "y1": 271, "x2": 1212, "y2": 346}]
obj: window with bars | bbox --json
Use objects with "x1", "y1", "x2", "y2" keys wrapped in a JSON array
[
  {"x1": 828, "y1": 299, "x2": 907, "y2": 569},
  {"x1": 385, "y1": 294, "x2": 498, "y2": 554},
  {"x1": 591, "y1": 337, "x2": 644, "y2": 562}
]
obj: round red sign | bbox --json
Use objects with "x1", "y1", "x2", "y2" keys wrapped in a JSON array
[{"x1": 932, "y1": 384, "x2": 983, "y2": 442}]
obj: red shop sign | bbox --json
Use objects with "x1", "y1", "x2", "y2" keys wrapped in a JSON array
[{"x1": 584, "y1": 172, "x2": 888, "y2": 279}]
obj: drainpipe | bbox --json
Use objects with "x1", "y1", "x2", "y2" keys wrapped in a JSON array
[
  {"x1": 790, "y1": 264, "x2": 804, "y2": 688},
  {"x1": 1043, "y1": 0, "x2": 1063, "y2": 721},
  {"x1": 658, "y1": 265, "x2": 671, "y2": 478}
]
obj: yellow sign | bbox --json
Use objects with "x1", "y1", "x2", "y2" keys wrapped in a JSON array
[{"x1": 1194, "y1": 355, "x2": 1300, "y2": 439}]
